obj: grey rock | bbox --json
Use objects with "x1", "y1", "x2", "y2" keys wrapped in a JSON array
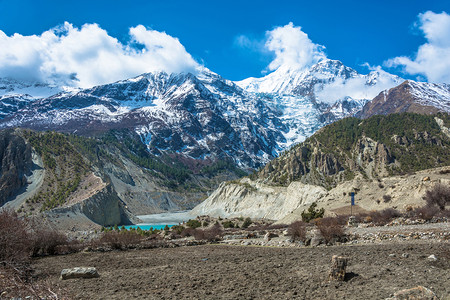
[
  {"x1": 60, "y1": 267, "x2": 99, "y2": 280},
  {"x1": 310, "y1": 232, "x2": 323, "y2": 247}
]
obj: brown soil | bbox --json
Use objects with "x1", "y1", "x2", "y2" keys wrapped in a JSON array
[{"x1": 33, "y1": 241, "x2": 450, "y2": 299}]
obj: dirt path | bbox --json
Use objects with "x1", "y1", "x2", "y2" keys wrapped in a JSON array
[{"x1": 33, "y1": 241, "x2": 450, "y2": 299}]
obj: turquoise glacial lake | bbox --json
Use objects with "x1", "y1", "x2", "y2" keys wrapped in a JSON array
[
  {"x1": 124, "y1": 211, "x2": 195, "y2": 231},
  {"x1": 123, "y1": 224, "x2": 175, "y2": 231}
]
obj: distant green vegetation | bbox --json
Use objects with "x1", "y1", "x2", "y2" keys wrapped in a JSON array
[
  {"x1": 312, "y1": 113, "x2": 450, "y2": 174},
  {"x1": 23, "y1": 131, "x2": 90, "y2": 210},
  {"x1": 301, "y1": 202, "x2": 325, "y2": 223},
  {"x1": 100, "y1": 130, "x2": 193, "y2": 185},
  {"x1": 201, "y1": 160, "x2": 247, "y2": 177},
  {"x1": 186, "y1": 219, "x2": 202, "y2": 229},
  {"x1": 262, "y1": 113, "x2": 450, "y2": 187}
]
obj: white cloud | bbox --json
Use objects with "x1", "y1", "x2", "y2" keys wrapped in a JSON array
[
  {"x1": 0, "y1": 22, "x2": 200, "y2": 88},
  {"x1": 265, "y1": 22, "x2": 326, "y2": 71},
  {"x1": 386, "y1": 11, "x2": 450, "y2": 83},
  {"x1": 315, "y1": 65, "x2": 402, "y2": 104}
]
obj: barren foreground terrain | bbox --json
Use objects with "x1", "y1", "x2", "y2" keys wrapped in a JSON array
[{"x1": 33, "y1": 241, "x2": 450, "y2": 299}]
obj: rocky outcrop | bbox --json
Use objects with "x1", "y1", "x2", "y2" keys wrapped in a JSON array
[
  {"x1": 257, "y1": 113, "x2": 450, "y2": 189},
  {"x1": 191, "y1": 179, "x2": 327, "y2": 220},
  {"x1": 48, "y1": 184, "x2": 133, "y2": 227},
  {"x1": 193, "y1": 166, "x2": 450, "y2": 223},
  {"x1": 0, "y1": 129, "x2": 32, "y2": 206}
]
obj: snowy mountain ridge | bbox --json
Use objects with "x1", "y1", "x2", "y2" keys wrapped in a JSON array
[{"x1": 1, "y1": 59, "x2": 448, "y2": 169}]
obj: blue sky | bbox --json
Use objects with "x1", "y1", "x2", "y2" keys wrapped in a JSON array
[{"x1": 0, "y1": 0, "x2": 449, "y2": 86}]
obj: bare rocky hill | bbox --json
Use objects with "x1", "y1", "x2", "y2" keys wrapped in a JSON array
[
  {"x1": 192, "y1": 166, "x2": 450, "y2": 222},
  {"x1": 192, "y1": 113, "x2": 450, "y2": 222}
]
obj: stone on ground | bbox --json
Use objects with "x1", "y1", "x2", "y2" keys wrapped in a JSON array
[{"x1": 60, "y1": 267, "x2": 99, "y2": 280}]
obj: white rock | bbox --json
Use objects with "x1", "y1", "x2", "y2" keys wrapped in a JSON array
[{"x1": 427, "y1": 254, "x2": 438, "y2": 261}]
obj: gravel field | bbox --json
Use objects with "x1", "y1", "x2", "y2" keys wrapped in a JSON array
[{"x1": 33, "y1": 241, "x2": 450, "y2": 299}]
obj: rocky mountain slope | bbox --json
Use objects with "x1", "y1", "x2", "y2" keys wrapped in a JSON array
[
  {"x1": 235, "y1": 59, "x2": 403, "y2": 146},
  {"x1": 0, "y1": 70, "x2": 285, "y2": 168},
  {"x1": 192, "y1": 113, "x2": 450, "y2": 220},
  {"x1": 258, "y1": 113, "x2": 450, "y2": 188},
  {"x1": 0, "y1": 128, "x2": 248, "y2": 227},
  {"x1": 0, "y1": 129, "x2": 32, "y2": 206},
  {"x1": 0, "y1": 60, "x2": 404, "y2": 169},
  {"x1": 357, "y1": 80, "x2": 450, "y2": 118}
]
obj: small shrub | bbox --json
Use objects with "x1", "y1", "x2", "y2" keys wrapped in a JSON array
[
  {"x1": 383, "y1": 195, "x2": 392, "y2": 203},
  {"x1": 315, "y1": 217, "x2": 345, "y2": 244},
  {"x1": 267, "y1": 223, "x2": 288, "y2": 230},
  {"x1": 288, "y1": 221, "x2": 306, "y2": 242},
  {"x1": 202, "y1": 221, "x2": 209, "y2": 227},
  {"x1": 368, "y1": 208, "x2": 401, "y2": 225},
  {"x1": 414, "y1": 205, "x2": 440, "y2": 221},
  {"x1": 222, "y1": 220, "x2": 235, "y2": 228},
  {"x1": 180, "y1": 227, "x2": 196, "y2": 237},
  {"x1": 99, "y1": 231, "x2": 143, "y2": 249},
  {"x1": 0, "y1": 209, "x2": 31, "y2": 268},
  {"x1": 423, "y1": 184, "x2": 450, "y2": 210},
  {"x1": 378, "y1": 183, "x2": 385, "y2": 188},
  {"x1": 171, "y1": 225, "x2": 185, "y2": 234},
  {"x1": 301, "y1": 202, "x2": 325, "y2": 223},
  {"x1": 31, "y1": 228, "x2": 68, "y2": 256},
  {"x1": 193, "y1": 224, "x2": 223, "y2": 242},
  {"x1": 186, "y1": 219, "x2": 202, "y2": 229}
]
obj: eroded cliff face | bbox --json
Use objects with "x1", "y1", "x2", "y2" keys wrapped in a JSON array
[
  {"x1": 0, "y1": 129, "x2": 32, "y2": 206},
  {"x1": 192, "y1": 167, "x2": 450, "y2": 222},
  {"x1": 48, "y1": 184, "x2": 132, "y2": 227},
  {"x1": 191, "y1": 178, "x2": 327, "y2": 220}
]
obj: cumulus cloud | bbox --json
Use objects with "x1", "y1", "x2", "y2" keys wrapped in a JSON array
[
  {"x1": 0, "y1": 22, "x2": 200, "y2": 88},
  {"x1": 386, "y1": 11, "x2": 450, "y2": 83},
  {"x1": 315, "y1": 65, "x2": 401, "y2": 104},
  {"x1": 265, "y1": 22, "x2": 326, "y2": 71}
]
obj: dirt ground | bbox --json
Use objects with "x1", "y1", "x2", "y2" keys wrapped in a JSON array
[{"x1": 33, "y1": 241, "x2": 450, "y2": 300}]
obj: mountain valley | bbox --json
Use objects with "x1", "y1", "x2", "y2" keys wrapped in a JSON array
[{"x1": 0, "y1": 59, "x2": 449, "y2": 227}]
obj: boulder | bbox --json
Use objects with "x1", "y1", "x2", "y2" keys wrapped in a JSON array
[
  {"x1": 60, "y1": 267, "x2": 99, "y2": 280},
  {"x1": 310, "y1": 230, "x2": 323, "y2": 247}
]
